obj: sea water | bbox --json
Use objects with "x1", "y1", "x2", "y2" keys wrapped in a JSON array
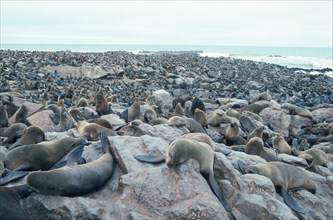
[{"x1": 1, "y1": 44, "x2": 332, "y2": 76}]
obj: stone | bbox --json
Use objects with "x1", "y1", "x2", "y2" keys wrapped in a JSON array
[
  {"x1": 259, "y1": 108, "x2": 290, "y2": 137},
  {"x1": 27, "y1": 110, "x2": 55, "y2": 132},
  {"x1": 311, "y1": 107, "x2": 333, "y2": 123},
  {"x1": 8, "y1": 101, "x2": 44, "y2": 125}
]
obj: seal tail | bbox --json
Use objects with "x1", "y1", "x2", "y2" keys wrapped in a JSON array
[
  {"x1": 207, "y1": 170, "x2": 233, "y2": 212},
  {"x1": 281, "y1": 187, "x2": 306, "y2": 215},
  {"x1": 133, "y1": 155, "x2": 165, "y2": 164}
]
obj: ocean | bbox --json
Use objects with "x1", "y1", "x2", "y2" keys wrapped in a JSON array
[{"x1": 1, "y1": 44, "x2": 332, "y2": 76}]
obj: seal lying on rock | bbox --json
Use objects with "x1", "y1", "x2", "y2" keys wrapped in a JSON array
[
  {"x1": 245, "y1": 137, "x2": 278, "y2": 161},
  {"x1": 133, "y1": 134, "x2": 232, "y2": 212},
  {"x1": 2, "y1": 123, "x2": 27, "y2": 144},
  {"x1": 238, "y1": 161, "x2": 316, "y2": 216},
  {"x1": 76, "y1": 121, "x2": 116, "y2": 141},
  {"x1": 27, "y1": 131, "x2": 115, "y2": 196},
  {"x1": 298, "y1": 148, "x2": 328, "y2": 168},
  {"x1": 8, "y1": 126, "x2": 45, "y2": 150}
]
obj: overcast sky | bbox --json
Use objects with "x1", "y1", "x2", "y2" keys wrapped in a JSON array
[{"x1": 1, "y1": 1, "x2": 332, "y2": 47}]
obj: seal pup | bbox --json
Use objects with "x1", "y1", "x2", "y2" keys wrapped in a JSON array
[
  {"x1": 249, "y1": 92, "x2": 272, "y2": 104},
  {"x1": 2, "y1": 123, "x2": 28, "y2": 144},
  {"x1": 225, "y1": 122, "x2": 240, "y2": 145},
  {"x1": 76, "y1": 121, "x2": 116, "y2": 141},
  {"x1": 117, "y1": 124, "x2": 146, "y2": 137},
  {"x1": 95, "y1": 90, "x2": 110, "y2": 116},
  {"x1": 27, "y1": 131, "x2": 115, "y2": 196},
  {"x1": 190, "y1": 97, "x2": 205, "y2": 116},
  {"x1": 238, "y1": 161, "x2": 316, "y2": 215},
  {"x1": 298, "y1": 148, "x2": 328, "y2": 168},
  {"x1": 168, "y1": 116, "x2": 205, "y2": 133},
  {"x1": 4, "y1": 137, "x2": 86, "y2": 171},
  {"x1": 127, "y1": 102, "x2": 144, "y2": 122},
  {"x1": 54, "y1": 107, "x2": 75, "y2": 132},
  {"x1": 272, "y1": 136, "x2": 292, "y2": 155},
  {"x1": 134, "y1": 137, "x2": 232, "y2": 212},
  {"x1": 281, "y1": 103, "x2": 312, "y2": 118},
  {"x1": 0, "y1": 185, "x2": 32, "y2": 220},
  {"x1": 245, "y1": 137, "x2": 278, "y2": 161},
  {"x1": 0, "y1": 101, "x2": 8, "y2": 127},
  {"x1": 193, "y1": 108, "x2": 208, "y2": 128},
  {"x1": 8, "y1": 126, "x2": 45, "y2": 150},
  {"x1": 148, "y1": 117, "x2": 169, "y2": 126},
  {"x1": 208, "y1": 109, "x2": 233, "y2": 126}
]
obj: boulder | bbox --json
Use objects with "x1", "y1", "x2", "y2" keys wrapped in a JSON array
[
  {"x1": 259, "y1": 108, "x2": 291, "y2": 137},
  {"x1": 27, "y1": 110, "x2": 55, "y2": 132}
]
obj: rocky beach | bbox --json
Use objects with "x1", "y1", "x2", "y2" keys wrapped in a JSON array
[{"x1": 0, "y1": 49, "x2": 333, "y2": 220}]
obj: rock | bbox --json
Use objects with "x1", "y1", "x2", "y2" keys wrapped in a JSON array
[
  {"x1": 288, "y1": 115, "x2": 312, "y2": 136},
  {"x1": 151, "y1": 90, "x2": 173, "y2": 114},
  {"x1": 140, "y1": 124, "x2": 188, "y2": 142},
  {"x1": 100, "y1": 114, "x2": 126, "y2": 127},
  {"x1": 8, "y1": 101, "x2": 44, "y2": 125},
  {"x1": 118, "y1": 159, "x2": 230, "y2": 219},
  {"x1": 27, "y1": 110, "x2": 55, "y2": 132},
  {"x1": 259, "y1": 108, "x2": 290, "y2": 137},
  {"x1": 311, "y1": 107, "x2": 333, "y2": 123},
  {"x1": 277, "y1": 153, "x2": 308, "y2": 167}
]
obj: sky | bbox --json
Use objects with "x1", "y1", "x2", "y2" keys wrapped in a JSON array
[{"x1": 1, "y1": 1, "x2": 332, "y2": 47}]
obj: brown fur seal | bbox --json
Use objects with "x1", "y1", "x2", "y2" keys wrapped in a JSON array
[
  {"x1": 272, "y1": 136, "x2": 292, "y2": 155},
  {"x1": 9, "y1": 126, "x2": 45, "y2": 150},
  {"x1": 134, "y1": 137, "x2": 232, "y2": 212},
  {"x1": 247, "y1": 126, "x2": 264, "y2": 140},
  {"x1": 27, "y1": 131, "x2": 114, "y2": 196},
  {"x1": 168, "y1": 116, "x2": 205, "y2": 133},
  {"x1": 68, "y1": 108, "x2": 86, "y2": 122},
  {"x1": 226, "y1": 109, "x2": 241, "y2": 119},
  {"x1": 298, "y1": 148, "x2": 328, "y2": 168},
  {"x1": 117, "y1": 124, "x2": 146, "y2": 137},
  {"x1": 164, "y1": 103, "x2": 185, "y2": 119},
  {"x1": 4, "y1": 137, "x2": 86, "y2": 171},
  {"x1": 0, "y1": 102, "x2": 8, "y2": 127},
  {"x1": 0, "y1": 185, "x2": 32, "y2": 220},
  {"x1": 245, "y1": 137, "x2": 278, "y2": 161},
  {"x1": 239, "y1": 102, "x2": 270, "y2": 114},
  {"x1": 208, "y1": 109, "x2": 233, "y2": 126},
  {"x1": 14, "y1": 105, "x2": 30, "y2": 125},
  {"x1": 46, "y1": 104, "x2": 61, "y2": 125},
  {"x1": 143, "y1": 107, "x2": 157, "y2": 123},
  {"x1": 239, "y1": 161, "x2": 316, "y2": 215},
  {"x1": 95, "y1": 90, "x2": 109, "y2": 116},
  {"x1": 281, "y1": 103, "x2": 312, "y2": 118},
  {"x1": 190, "y1": 97, "x2": 205, "y2": 116},
  {"x1": 88, "y1": 118, "x2": 113, "y2": 129},
  {"x1": 76, "y1": 121, "x2": 116, "y2": 141},
  {"x1": 76, "y1": 97, "x2": 89, "y2": 107},
  {"x1": 193, "y1": 108, "x2": 207, "y2": 128},
  {"x1": 225, "y1": 122, "x2": 240, "y2": 145},
  {"x1": 242, "y1": 111, "x2": 263, "y2": 122},
  {"x1": 128, "y1": 102, "x2": 144, "y2": 122},
  {"x1": 2, "y1": 123, "x2": 28, "y2": 144},
  {"x1": 172, "y1": 96, "x2": 192, "y2": 108},
  {"x1": 249, "y1": 92, "x2": 272, "y2": 104},
  {"x1": 55, "y1": 107, "x2": 75, "y2": 132},
  {"x1": 148, "y1": 117, "x2": 169, "y2": 126}
]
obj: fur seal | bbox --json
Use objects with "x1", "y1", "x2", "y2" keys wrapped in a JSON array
[
  {"x1": 239, "y1": 161, "x2": 316, "y2": 215},
  {"x1": 9, "y1": 126, "x2": 45, "y2": 150},
  {"x1": 0, "y1": 185, "x2": 32, "y2": 220},
  {"x1": 298, "y1": 148, "x2": 328, "y2": 168},
  {"x1": 168, "y1": 116, "x2": 205, "y2": 133},
  {"x1": 148, "y1": 117, "x2": 169, "y2": 126},
  {"x1": 76, "y1": 121, "x2": 116, "y2": 141},
  {"x1": 143, "y1": 107, "x2": 157, "y2": 123},
  {"x1": 190, "y1": 97, "x2": 205, "y2": 116},
  {"x1": 46, "y1": 104, "x2": 61, "y2": 125},
  {"x1": 239, "y1": 102, "x2": 270, "y2": 114},
  {"x1": 208, "y1": 109, "x2": 233, "y2": 126},
  {"x1": 272, "y1": 136, "x2": 292, "y2": 155},
  {"x1": 54, "y1": 107, "x2": 75, "y2": 132},
  {"x1": 117, "y1": 124, "x2": 146, "y2": 137},
  {"x1": 0, "y1": 102, "x2": 8, "y2": 127},
  {"x1": 193, "y1": 108, "x2": 207, "y2": 128},
  {"x1": 14, "y1": 105, "x2": 30, "y2": 125},
  {"x1": 88, "y1": 118, "x2": 113, "y2": 129},
  {"x1": 95, "y1": 90, "x2": 110, "y2": 116},
  {"x1": 242, "y1": 111, "x2": 263, "y2": 122},
  {"x1": 2, "y1": 123, "x2": 28, "y2": 144},
  {"x1": 249, "y1": 92, "x2": 272, "y2": 104},
  {"x1": 134, "y1": 137, "x2": 232, "y2": 212},
  {"x1": 4, "y1": 137, "x2": 86, "y2": 171},
  {"x1": 245, "y1": 137, "x2": 278, "y2": 161},
  {"x1": 225, "y1": 122, "x2": 240, "y2": 145},
  {"x1": 76, "y1": 97, "x2": 89, "y2": 107},
  {"x1": 127, "y1": 102, "x2": 144, "y2": 122},
  {"x1": 68, "y1": 108, "x2": 85, "y2": 122},
  {"x1": 27, "y1": 131, "x2": 115, "y2": 196},
  {"x1": 172, "y1": 96, "x2": 192, "y2": 108},
  {"x1": 247, "y1": 126, "x2": 264, "y2": 140},
  {"x1": 281, "y1": 103, "x2": 312, "y2": 118}
]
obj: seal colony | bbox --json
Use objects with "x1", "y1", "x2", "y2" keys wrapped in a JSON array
[{"x1": 0, "y1": 49, "x2": 332, "y2": 219}]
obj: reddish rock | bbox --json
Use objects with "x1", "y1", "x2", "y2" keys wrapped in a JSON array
[{"x1": 27, "y1": 110, "x2": 55, "y2": 132}]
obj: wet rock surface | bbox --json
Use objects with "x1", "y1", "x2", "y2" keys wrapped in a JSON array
[{"x1": 0, "y1": 50, "x2": 333, "y2": 219}]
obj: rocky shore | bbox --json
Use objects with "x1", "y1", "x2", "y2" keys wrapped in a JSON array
[{"x1": 0, "y1": 49, "x2": 332, "y2": 220}]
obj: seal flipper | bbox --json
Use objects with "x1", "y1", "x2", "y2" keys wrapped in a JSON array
[
  {"x1": 51, "y1": 144, "x2": 86, "y2": 169},
  {"x1": 206, "y1": 170, "x2": 232, "y2": 212},
  {"x1": 0, "y1": 170, "x2": 30, "y2": 186},
  {"x1": 134, "y1": 155, "x2": 165, "y2": 164},
  {"x1": 9, "y1": 184, "x2": 34, "y2": 198},
  {"x1": 100, "y1": 131, "x2": 128, "y2": 174},
  {"x1": 281, "y1": 187, "x2": 306, "y2": 215}
]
